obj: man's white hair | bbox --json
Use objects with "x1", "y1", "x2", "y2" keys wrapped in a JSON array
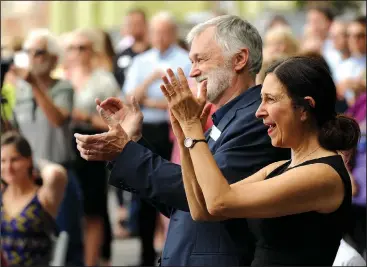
[
  {"x1": 186, "y1": 15, "x2": 263, "y2": 77},
  {"x1": 23, "y1": 28, "x2": 61, "y2": 57},
  {"x1": 150, "y1": 11, "x2": 177, "y2": 29}
]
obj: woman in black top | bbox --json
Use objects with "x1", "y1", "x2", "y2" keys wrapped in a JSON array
[{"x1": 161, "y1": 56, "x2": 360, "y2": 265}]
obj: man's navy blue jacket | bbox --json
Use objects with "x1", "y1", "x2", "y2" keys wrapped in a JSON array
[{"x1": 109, "y1": 85, "x2": 291, "y2": 266}]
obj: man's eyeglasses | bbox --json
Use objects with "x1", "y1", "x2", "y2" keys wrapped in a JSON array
[
  {"x1": 23, "y1": 49, "x2": 48, "y2": 57},
  {"x1": 67, "y1": 45, "x2": 90, "y2": 52}
]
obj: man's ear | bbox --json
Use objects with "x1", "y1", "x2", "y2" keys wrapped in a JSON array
[{"x1": 234, "y1": 48, "x2": 249, "y2": 72}]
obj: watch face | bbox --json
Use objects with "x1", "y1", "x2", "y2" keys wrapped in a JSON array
[{"x1": 184, "y1": 137, "x2": 194, "y2": 148}]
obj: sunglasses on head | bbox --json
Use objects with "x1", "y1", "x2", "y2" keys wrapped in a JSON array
[{"x1": 23, "y1": 48, "x2": 48, "y2": 57}]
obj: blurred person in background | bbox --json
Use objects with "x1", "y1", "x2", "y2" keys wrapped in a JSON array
[
  {"x1": 1, "y1": 36, "x2": 24, "y2": 59},
  {"x1": 262, "y1": 25, "x2": 299, "y2": 61},
  {"x1": 1, "y1": 132, "x2": 67, "y2": 266},
  {"x1": 1, "y1": 65, "x2": 17, "y2": 131},
  {"x1": 305, "y1": 6, "x2": 336, "y2": 55},
  {"x1": 345, "y1": 69, "x2": 366, "y2": 259},
  {"x1": 302, "y1": 6, "x2": 336, "y2": 57},
  {"x1": 256, "y1": 54, "x2": 287, "y2": 85},
  {"x1": 335, "y1": 16, "x2": 366, "y2": 109},
  {"x1": 6, "y1": 28, "x2": 84, "y2": 266},
  {"x1": 121, "y1": 11, "x2": 191, "y2": 266},
  {"x1": 1, "y1": 252, "x2": 7, "y2": 267},
  {"x1": 95, "y1": 29, "x2": 116, "y2": 73},
  {"x1": 115, "y1": 8, "x2": 150, "y2": 88},
  {"x1": 51, "y1": 32, "x2": 74, "y2": 80},
  {"x1": 65, "y1": 27, "x2": 120, "y2": 266},
  {"x1": 113, "y1": 9, "x2": 150, "y2": 241},
  {"x1": 89, "y1": 28, "x2": 115, "y2": 267},
  {"x1": 300, "y1": 25, "x2": 324, "y2": 54},
  {"x1": 265, "y1": 15, "x2": 290, "y2": 33},
  {"x1": 1, "y1": 36, "x2": 25, "y2": 131},
  {"x1": 327, "y1": 20, "x2": 351, "y2": 79},
  {"x1": 115, "y1": 12, "x2": 137, "y2": 54}
]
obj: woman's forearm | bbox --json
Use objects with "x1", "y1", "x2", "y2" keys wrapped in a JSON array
[
  {"x1": 179, "y1": 144, "x2": 226, "y2": 221},
  {"x1": 182, "y1": 121, "x2": 232, "y2": 213},
  {"x1": 180, "y1": 146, "x2": 210, "y2": 219}
]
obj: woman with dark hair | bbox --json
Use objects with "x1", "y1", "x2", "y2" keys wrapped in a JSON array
[
  {"x1": 161, "y1": 56, "x2": 360, "y2": 266},
  {"x1": 1, "y1": 132, "x2": 67, "y2": 266}
]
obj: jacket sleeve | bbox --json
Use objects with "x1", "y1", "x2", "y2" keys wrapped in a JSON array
[
  {"x1": 108, "y1": 117, "x2": 290, "y2": 217},
  {"x1": 108, "y1": 141, "x2": 185, "y2": 217}
]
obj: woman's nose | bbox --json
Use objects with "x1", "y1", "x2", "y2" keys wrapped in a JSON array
[{"x1": 255, "y1": 103, "x2": 267, "y2": 119}]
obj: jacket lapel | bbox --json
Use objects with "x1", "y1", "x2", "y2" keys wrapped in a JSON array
[
  {"x1": 207, "y1": 85, "x2": 261, "y2": 150},
  {"x1": 216, "y1": 85, "x2": 261, "y2": 132}
]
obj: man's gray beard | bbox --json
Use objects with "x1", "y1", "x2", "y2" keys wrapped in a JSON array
[{"x1": 206, "y1": 65, "x2": 234, "y2": 103}]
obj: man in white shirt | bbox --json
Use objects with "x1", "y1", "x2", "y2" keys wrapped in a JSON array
[{"x1": 335, "y1": 16, "x2": 366, "y2": 108}]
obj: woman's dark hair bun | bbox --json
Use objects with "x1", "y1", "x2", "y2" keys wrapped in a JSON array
[{"x1": 319, "y1": 114, "x2": 361, "y2": 152}]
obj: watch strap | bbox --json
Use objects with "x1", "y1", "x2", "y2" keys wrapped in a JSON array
[{"x1": 191, "y1": 139, "x2": 207, "y2": 148}]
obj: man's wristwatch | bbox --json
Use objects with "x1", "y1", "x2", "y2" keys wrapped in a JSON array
[{"x1": 184, "y1": 137, "x2": 207, "y2": 148}]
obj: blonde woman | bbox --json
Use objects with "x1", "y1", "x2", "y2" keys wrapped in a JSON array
[
  {"x1": 263, "y1": 25, "x2": 299, "y2": 61},
  {"x1": 65, "y1": 27, "x2": 120, "y2": 266}
]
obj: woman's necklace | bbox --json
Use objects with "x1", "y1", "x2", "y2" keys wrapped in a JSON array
[{"x1": 290, "y1": 147, "x2": 321, "y2": 168}]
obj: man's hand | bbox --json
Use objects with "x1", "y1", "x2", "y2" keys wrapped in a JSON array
[
  {"x1": 75, "y1": 123, "x2": 130, "y2": 161},
  {"x1": 96, "y1": 96, "x2": 143, "y2": 142}
]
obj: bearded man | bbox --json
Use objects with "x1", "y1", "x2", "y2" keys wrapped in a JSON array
[{"x1": 75, "y1": 15, "x2": 290, "y2": 266}]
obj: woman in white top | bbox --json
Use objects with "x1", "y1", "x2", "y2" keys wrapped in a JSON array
[{"x1": 64, "y1": 27, "x2": 120, "y2": 266}]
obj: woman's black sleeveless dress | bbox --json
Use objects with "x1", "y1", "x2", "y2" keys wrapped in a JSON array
[{"x1": 248, "y1": 155, "x2": 352, "y2": 266}]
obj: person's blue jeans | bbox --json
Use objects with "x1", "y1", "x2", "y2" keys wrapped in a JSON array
[{"x1": 56, "y1": 168, "x2": 84, "y2": 266}]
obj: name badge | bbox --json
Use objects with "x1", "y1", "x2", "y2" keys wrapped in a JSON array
[{"x1": 210, "y1": 125, "x2": 221, "y2": 141}]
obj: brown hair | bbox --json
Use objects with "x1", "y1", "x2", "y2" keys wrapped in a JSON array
[
  {"x1": 1, "y1": 131, "x2": 33, "y2": 176},
  {"x1": 266, "y1": 56, "x2": 360, "y2": 152}
]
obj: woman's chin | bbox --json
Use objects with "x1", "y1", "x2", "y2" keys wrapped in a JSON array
[{"x1": 271, "y1": 139, "x2": 281, "y2": 148}]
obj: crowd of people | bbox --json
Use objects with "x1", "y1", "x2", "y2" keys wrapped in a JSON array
[{"x1": 0, "y1": 4, "x2": 366, "y2": 267}]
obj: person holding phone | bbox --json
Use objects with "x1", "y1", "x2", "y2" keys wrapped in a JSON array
[{"x1": 8, "y1": 28, "x2": 84, "y2": 266}]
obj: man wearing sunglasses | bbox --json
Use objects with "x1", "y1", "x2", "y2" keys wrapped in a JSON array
[{"x1": 9, "y1": 28, "x2": 84, "y2": 266}]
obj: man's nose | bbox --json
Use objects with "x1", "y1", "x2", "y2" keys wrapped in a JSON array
[{"x1": 189, "y1": 65, "x2": 200, "y2": 78}]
